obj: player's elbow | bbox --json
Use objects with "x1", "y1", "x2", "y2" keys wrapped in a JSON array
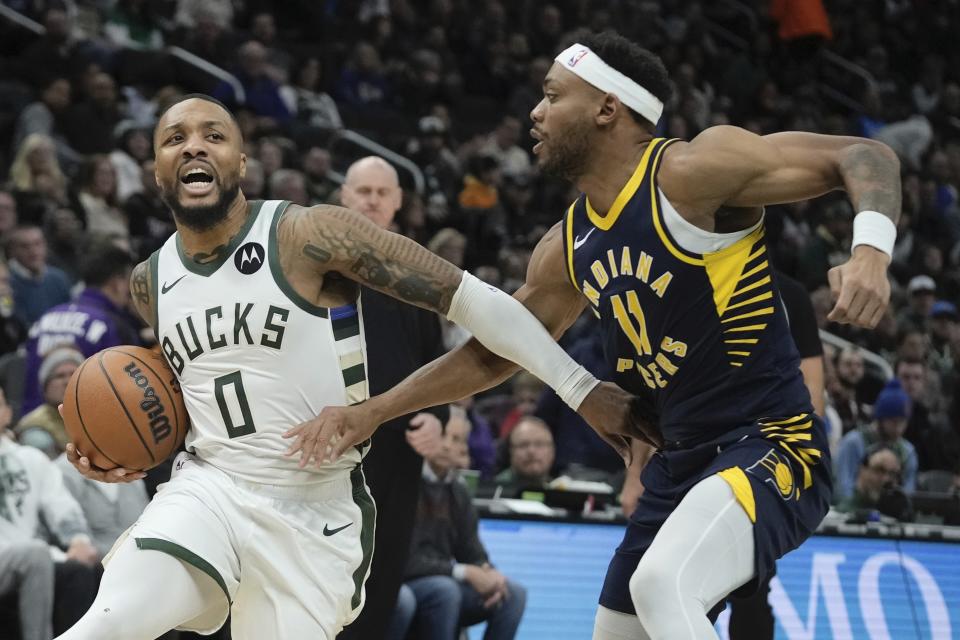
[{"x1": 846, "y1": 138, "x2": 901, "y2": 171}]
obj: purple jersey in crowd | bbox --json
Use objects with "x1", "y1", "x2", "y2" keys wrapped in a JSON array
[{"x1": 22, "y1": 288, "x2": 141, "y2": 414}]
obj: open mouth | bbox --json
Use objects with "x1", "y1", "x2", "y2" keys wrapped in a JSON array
[{"x1": 179, "y1": 167, "x2": 216, "y2": 196}]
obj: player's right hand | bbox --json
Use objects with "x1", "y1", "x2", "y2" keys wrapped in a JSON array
[
  {"x1": 65, "y1": 443, "x2": 146, "y2": 483},
  {"x1": 827, "y1": 245, "x2": 891, "y2": 328}
]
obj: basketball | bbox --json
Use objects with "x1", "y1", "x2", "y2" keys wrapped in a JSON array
[{"x1": 62, "y1": 346, "x2": 189, "y2": 471}]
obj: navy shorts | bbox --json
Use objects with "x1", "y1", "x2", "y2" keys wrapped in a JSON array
[{"x1": 599, "y1": 414, "x2": 833, "y2": 615}]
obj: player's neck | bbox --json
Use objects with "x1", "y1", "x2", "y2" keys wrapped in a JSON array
[
  {"x1": 177, "y1": 192, "x2": 250, "y2": 263},
  {"x1": 576, "y1": 137, "x2": 654, "y2": 215}
]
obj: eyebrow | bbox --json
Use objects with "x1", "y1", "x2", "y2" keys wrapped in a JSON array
[{"x1": 161, "y1": 120, "x2": 230, "y2": 133}]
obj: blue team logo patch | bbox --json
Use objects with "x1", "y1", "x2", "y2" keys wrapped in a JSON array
[
  {"x1": 235, "y1": 242, "x2": 265, "y2": 275},
  {"x1": 746, "y1": 448, "x2": 797, "y2": 501}
]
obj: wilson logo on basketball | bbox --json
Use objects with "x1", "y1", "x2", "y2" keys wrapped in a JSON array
[{"x1": 123, "y1": 362, "x2": 172, "y2": 445}]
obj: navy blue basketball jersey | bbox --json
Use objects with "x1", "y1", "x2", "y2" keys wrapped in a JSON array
[{"x1": 562, "y1": 138, "x2": 813, "y2": 447}]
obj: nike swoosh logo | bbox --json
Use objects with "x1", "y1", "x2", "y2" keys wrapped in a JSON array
[
  {"x1": 161, "y1": 275, "x2": 186, "y2": 294},
  {"x1": 573, "y1": 228, "x2": 596, "y2": 250},
  {"x1": 323, "y1": 522, "x2": 353, "y2": 536}
]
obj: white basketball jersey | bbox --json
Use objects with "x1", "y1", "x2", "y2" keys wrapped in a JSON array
[{"x1": 151, "y1": 200, "x2": 368, "y2": 485}]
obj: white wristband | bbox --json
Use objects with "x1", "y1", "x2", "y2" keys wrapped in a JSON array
[
  {"x1": 447, "y1": 272, "x2": 600, "y2": 411},
  {"x1": 851, "y1": 210, "x2": 897, "y2": 257}
]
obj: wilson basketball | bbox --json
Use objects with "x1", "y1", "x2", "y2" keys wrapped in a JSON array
[{"x1": 62, "y1": 346, "x2": 189, "y2": 471}]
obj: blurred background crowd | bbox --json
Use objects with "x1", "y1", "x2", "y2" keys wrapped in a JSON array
[{"x1": 0, "y1": 0, "x2": 959, "y2": 637}]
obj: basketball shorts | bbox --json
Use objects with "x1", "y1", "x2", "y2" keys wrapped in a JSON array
[
  {"x1": 104, "y1": 451, "x2": 375, "y2": 637},
  {"x1": 600, "y1": 414, "x2": 832, "y2": 615}
]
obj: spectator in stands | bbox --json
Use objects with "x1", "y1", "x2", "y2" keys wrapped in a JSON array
[
  {"x1": 8, "y1": 134, "x2": 69, "y2": 225},
  {"x1": 248, "y1": 12, "x2": 293, "y2": 83},
  {"x1": 798, "y1": 199, "x2": 853, "y2": 290},
  {"x1": 480, "y1": 116, "x2": 531, "y2": 180},
  {"x1": 124, "y1": 159, "x2": 173, "y2": 260},
  {"x1": 42, "y1": 207, "x2": 85, "y2": 282},
  {"x1": 0, "y1": 191, "x2": 19, "y2": 241},
  {"x1": 389, "y1": 413, "x2": 526, "y2": 640},
  {"x1": 835, "y1": 379, "x2": 919, "y2": 501},
  {"x1": 897, "y1": 274, "x2": 938, "y2": 332},
  {"x1": 929, "y1": 301, "x2": 958, "y2": 377},
  {"x1": 494, "y1": 417, "x2": 555, "y2": 496},
  {"x1": 256, "y1": 136, "x2": 291, "y2": 178},
  {"x1": 15, "y1": 347, "x2": 82, "y2": 457},
  {"x1": 239, "y1": 156, "x2": 266, "y2": 201},
  {"x1": 301, "y1": 147, "x2": 338, "y2": 204},
  {"x1": 109, "y1": 124, "x2": 152, "y2": 202},
  {"x1": 15, "y1": 7, "x2": 92, "y2": 87},
  {"x1": 283, "y1": 57, "x2": 343, "y2": 130},
  {"x1": 336, "y1": 41, "x2": 390, "y2": 109},
  {"x1": 56, "y1": 449, "x2": 149, "y2": 558},
  {"x1": 7, "y1": 226, "x2": 71, "y2": 327},
  {"x1": 835, "y1": 444, "x2": 903, "y2": 514},
  {"x1": 178, "y1": 7, "x2": 236, "y2": 70},
  {"x1": 408, "y1": 115, "x2": 461, "y2": 205},
  {"x1": 829, "y1": 346, "x2": 871, "y2": 434},
  {"x1": 103, "y1": 0, "x2": 165, "y2": 49},
  {"x1": 74, "y1": 155, "x2": 128, "y2": 240},
  {"x1": 63, "y1": 72, "x2": 124, "y2": 156},
  {"x1": 22, "y1": 243, "x2": 138, "y2": 414},
  {"x1": 11, "y1": 76, "x2": 76, "y2": 165},
  {"x1": 0, "y1": 261, "x2": 26, "y2": 358},
  {"x1": 267, "y1": 168, "x2": 308, "y2": 204},
  {"x1": 0, "y1": 386, "x2": 99, "y2": 636},
  {"x1": 212, "y1": 41, "x2": 292, "y2": 125}
]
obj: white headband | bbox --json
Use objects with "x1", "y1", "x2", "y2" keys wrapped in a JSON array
[{"x1": 555, "y1": 43, "x2": 664, "y2": 125}]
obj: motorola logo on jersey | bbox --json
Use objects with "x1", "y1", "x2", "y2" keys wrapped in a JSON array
[{"x1": 235, "y1": 242, "x2": 265, "y2": 275}]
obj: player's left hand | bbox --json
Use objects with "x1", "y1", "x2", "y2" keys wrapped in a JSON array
[
  {"x1": 405, "y1": 412, "x2": 443, "y2": 458},
  {"x1": 827, "y1": 245, "x2": 891, "y2": 328},
  {"x1": 576, "y1": 382, "x2": 663, "y2": 462},
  {"x1": 283, "y1": 403, "x2": 379, "y2": 467}
]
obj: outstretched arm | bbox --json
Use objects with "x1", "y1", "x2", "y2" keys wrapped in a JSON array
[
  {"x1": 662, "y1": 127, "x2": 901, "y2": 329},
  {"x1": 283, "y1": 220, "x2": 661, "y2": 464}
]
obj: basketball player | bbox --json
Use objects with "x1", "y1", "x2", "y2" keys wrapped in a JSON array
[
  {"x1": 56, "y1": 94, "x2": 647, "y2": 640},
  {"x1": 291, "y1": 32, "x2": 901, "y2": 639}
]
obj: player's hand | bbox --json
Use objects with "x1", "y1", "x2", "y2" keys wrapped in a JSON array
[
  {"x1": 576, "y1": 383, "x2": 663, "y2": 461},
  {"x1": 58, "y1": 404, "x2": 145, "y2": 483},
  {"x1": 283, "y1": 403, "x2": 379, "y2": 467},
  {"x1": 827, "y1": 245, "x2": 891, "y2": 328},
  {"x1": 64, "y1": 443, "x2": 145, "y2": 483},
  {"x1": 66, "y1": 536, "x2": 99, "y2": 567},
  {"x1": 405, "y1": 412, "x2": 443, "y2": 458}
]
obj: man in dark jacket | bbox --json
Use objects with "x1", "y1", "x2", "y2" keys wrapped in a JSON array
[
  {"x1": 337, "y1": 157, "x2": 449, "y2": 640},
  {"x1": 389, "y1": 408, "x2": 526, "y2": 640},
  {"x1": 22, "y1": 242, "x2": 139, "y2": 414}
]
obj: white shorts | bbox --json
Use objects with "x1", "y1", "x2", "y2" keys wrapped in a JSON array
[{"x1": 106, "y1": 452, "x2": 375, "y2": 638}]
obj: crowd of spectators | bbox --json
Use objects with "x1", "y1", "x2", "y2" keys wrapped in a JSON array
[{"x1": 1, "y1": 0, "x2": 960, "y2": 637}]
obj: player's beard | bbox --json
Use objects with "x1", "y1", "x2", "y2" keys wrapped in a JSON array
[
  {"x1": 539, "y1": 118, "x2": 592, "y2": 181},
  {"x1": 161, "y1": 178, "x2": 240, "y2": 232}
]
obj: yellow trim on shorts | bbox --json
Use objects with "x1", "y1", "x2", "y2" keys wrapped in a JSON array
[{"x1": 717, "y1": 467, "x2": 757, "y2": 523}]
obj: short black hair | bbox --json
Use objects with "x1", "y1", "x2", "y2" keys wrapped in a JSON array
[
  {"x1": 155, "y1": 93, "x2": 241, "y2": 133},
  {"x1": 79, "y1": 241, "x2": 133, "y2": 287},
  {"x1": 577, "y1": 31, "x2": 672, "y2": 129},
  {"x1": 861, "y1": 442, "x2": 901, "y2": 468}
]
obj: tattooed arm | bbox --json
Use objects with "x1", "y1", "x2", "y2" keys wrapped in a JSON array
[
  {"x1": 129, "y1": 259, "x2": 154, "y2": 329},
  {"x1": 281, "y1": 208, "x2": 661, "y2": 466},
  {"x1": 659, "y1": 127, "x2": 901, "y2": 329},
  {"x1": 279, "y1": 204, "x2": 462, "y2": 313}
]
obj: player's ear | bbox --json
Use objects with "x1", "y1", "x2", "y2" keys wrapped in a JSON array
[
  {"x1": 596, "y1": 93, "x2": 620, "y2": 127},
  {"x1": 238, "y1": 152, "x2": 247, "y2": 179}
]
